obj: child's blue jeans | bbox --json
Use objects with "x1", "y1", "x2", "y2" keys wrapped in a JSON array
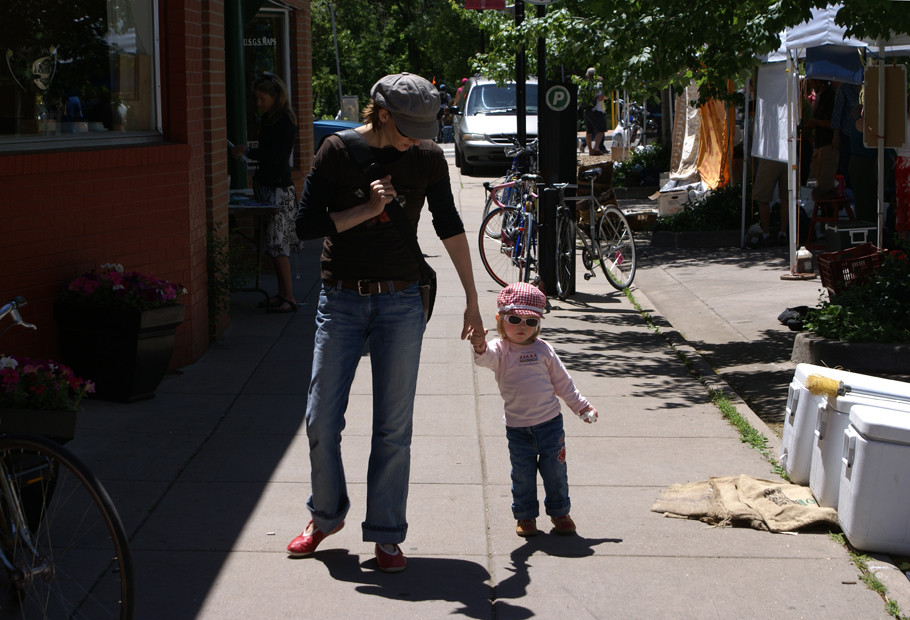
[{"x1": 505, "y1": 414, "x2": 571, "y2": 520}]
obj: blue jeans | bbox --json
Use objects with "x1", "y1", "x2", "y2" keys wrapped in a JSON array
[
  {"x1": 304, "y1": 281, "x2": 425, "y2": 544},
  {"x1": 505, "y1": 414, "x2": 571, "y2": 520}
]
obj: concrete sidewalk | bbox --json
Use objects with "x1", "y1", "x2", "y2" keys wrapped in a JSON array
[{"x1": 65, "y1": 146, "x2": 907, "y2": 619}]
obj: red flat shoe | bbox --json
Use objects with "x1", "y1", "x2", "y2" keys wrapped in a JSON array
[
  {"x1": 374, "y1": 543, "x2": 407, "y2": 573},
  {"x1": 287, "y1": 520, "x2": 344, "y2": 557}
]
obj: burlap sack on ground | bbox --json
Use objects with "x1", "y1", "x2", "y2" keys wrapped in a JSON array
[{"x1": 650, "y1": 475, "x2": 839, "y2": 532}]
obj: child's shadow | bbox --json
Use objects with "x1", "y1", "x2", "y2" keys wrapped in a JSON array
[
  {"x1": 313, "y1": 533, "x2": 620, "y2": 619},
  {"x1": 495, "y1": 533, "x2": 622, "y2": 605},
  {"x1": 315, "y1": 549, "x2": 516, "y2": 619}
]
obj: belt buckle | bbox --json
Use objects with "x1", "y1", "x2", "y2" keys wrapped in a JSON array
[{"x1": 356, "y1": 280, "x2": 378, "y2": 296}]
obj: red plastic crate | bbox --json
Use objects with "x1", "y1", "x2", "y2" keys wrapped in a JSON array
[{"x1": 817, "y1": 242, "x2": 883, "y2": 296}]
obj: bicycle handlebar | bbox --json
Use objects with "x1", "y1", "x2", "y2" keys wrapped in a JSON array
[
  {"x1": 0, "y1": 297, "x2": 37, "y2": 333},
  {"x1": 504, "y1": 137, "x2": 539, "y2": 158}
]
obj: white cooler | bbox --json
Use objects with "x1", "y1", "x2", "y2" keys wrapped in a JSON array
[
  {"x1": 809, "y1": 395, "x2": 910, "y2": 509},
  {"x1": 781, "y1": 364, "x2": 910, "y2": 484},
  {"x1": 838, "y1": 404, "x2": 910, "y2": 555}
]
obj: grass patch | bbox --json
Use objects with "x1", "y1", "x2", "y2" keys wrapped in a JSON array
[
  {"x1": 829, "y1": 533, "x2": 908, "y2": 619},
  {"x1": 710, "y1": 390, "x2": 788, "y2": 479}
]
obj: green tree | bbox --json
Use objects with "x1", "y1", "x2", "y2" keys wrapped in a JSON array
[
  {"x1": 310, "y1": 0, "x2": 487, "y2": 119},
  {"x1": 470, "y1": 1, "x2": 910, "y2": 105}
]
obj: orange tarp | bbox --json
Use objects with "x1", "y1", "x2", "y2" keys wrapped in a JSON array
[{"x1": 697, "y1": 97, "x2": 730, "y2": 189}]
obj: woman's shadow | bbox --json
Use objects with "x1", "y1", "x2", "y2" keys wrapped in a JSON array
[{"x1": 313, "y1": 532, "x2": 620, "y2": 619}]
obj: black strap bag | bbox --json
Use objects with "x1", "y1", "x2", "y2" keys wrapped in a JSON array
[{"x1": 334, "y1": 129, "x2": 437, "y2": 322}]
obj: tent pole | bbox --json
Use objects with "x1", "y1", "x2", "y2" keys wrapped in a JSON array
[
  {"x1": 877, "y1": 44, "x2": 886, "y2": 248},
  {"x1": 742, "y1": 74, "x2": 751, "y2": 248},
  {"x1": 787, "y1": 51, "x2": 799, "y2": 273}
]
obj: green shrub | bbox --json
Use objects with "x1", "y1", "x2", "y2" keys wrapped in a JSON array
[
  {"x1": 804, "y1": 246, "x2": 910, "y2": 343},
  {"x1": 651, "y1": 184, "x2": 744, "y2": 232}
]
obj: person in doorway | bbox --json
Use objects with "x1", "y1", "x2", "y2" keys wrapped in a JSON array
[
  {"x1": 468, "y1": 282, "x2": 598, "y2": 538},
  {"x1": 751, "y1": 157, "x2": 789, "y2": 247},
  {"x1": 805, "y1": 79, "x2": 838, "y2": 198},
  {"x1": 830, "y1": 81, "x2": 860, "y2": 188},
  {"x1": 232, "y1": 73, "x2": 299, "y2": 312},
  {"x1": 287, "y1": 72, "x2": 484, "y2": 572},
  {"x1": 578, "y1": 68, "x2": 607, "y2": 156}
]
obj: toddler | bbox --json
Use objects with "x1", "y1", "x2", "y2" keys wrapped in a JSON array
[{"x1": 469, "y1": 282, "x2": 597, "y2": 537}]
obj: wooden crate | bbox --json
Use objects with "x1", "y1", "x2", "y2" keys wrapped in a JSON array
[{"x1": 576, "y1": 161, "x2": 613, "y2": 198}]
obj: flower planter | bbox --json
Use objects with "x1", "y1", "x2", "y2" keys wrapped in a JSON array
[
  {"x1": 0, "y1": 408, "x2": 77, "y2": 444},
  {"x1": 54, "y1": 302, "x2": 185, "y2": 403}
]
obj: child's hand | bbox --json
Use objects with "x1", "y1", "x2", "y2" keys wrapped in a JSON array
[
  {"x1": 468, "y1": 327, "x2": 488, "y2": 353},
  {"x1": 579, "y1": 406, "x2": 598, "y2": 424}
]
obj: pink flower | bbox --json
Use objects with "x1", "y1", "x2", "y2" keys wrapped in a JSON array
[
  {"x1": 0, "y1": 354, "x2": 93, "y2": 411},
  {"x1": 59, "y1": 264, "x2": 185, "y2": 312}
]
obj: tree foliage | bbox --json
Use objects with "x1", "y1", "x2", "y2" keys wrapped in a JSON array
[
  {"x1": 470, "y1": 0, "x2": 910, "y2": 105},
  {"x1": 310, "y1": 1, "x2": 909, "y2": 119},
  {"x1": 310, "y1": 0, "x2": 488, "y2": 119}
]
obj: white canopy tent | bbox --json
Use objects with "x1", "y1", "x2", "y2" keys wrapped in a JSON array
[{"x1": 753, "y1": 4, "x2": 909, "y2": 273}]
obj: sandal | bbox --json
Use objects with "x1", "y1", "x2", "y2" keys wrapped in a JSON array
[
  {"x1": 258, "y1": 295, "x2": 282, "y2": 309},
  {"x1": 270, "y1": 297, "x2": 298, "y2": 313}
]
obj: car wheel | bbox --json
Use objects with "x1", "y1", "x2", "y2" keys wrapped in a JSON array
[
  {"x1": 454, "y1": 145, "x2": 462, "y2": 167},
  {"x1": 459, "y1": 151, "x2": 474, "y2": 175}
]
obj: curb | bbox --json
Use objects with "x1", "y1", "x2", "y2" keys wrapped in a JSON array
[{"x1": 628, "y1": 285, "x2": 783, "y2": 459}]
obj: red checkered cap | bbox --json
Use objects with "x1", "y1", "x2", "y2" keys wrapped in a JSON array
[{"x1": 497, "y1": 282, "x2": 545, "y2": 318}]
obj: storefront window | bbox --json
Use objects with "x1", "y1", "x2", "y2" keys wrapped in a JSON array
[{"x1": 0, "y1": 0, "x2": 159, "y2": 151}]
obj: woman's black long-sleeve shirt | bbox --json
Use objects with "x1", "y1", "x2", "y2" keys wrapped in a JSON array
[{"x1": 248, "y1": 112, "x2": 296, "y2": 189}]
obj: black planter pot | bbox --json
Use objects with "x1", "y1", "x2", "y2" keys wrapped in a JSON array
[
  {"x1": 0, "y1": 408, "x2": 77, "y2": 444},
  {"x1": 54, "y1": 302, "x2": 185, "y2": 403}
]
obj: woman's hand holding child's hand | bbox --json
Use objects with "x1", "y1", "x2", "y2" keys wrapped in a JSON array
[
  {"x1": 468, "y1": 327, "x2": 488, "y2": 354},
  {"x1": 579, "y1": 406, "x2": 598, "y2": 424}
]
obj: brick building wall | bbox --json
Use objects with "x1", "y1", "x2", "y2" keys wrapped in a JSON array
[{"x1": 0, "y1": 1, "x2": 313, "y2": 371}]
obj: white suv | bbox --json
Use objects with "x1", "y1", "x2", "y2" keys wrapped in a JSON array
[{"x1": 453, "y1": 77, "x2": 538, "y2": 174}]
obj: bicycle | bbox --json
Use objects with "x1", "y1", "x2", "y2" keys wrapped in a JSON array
[
  {"x1": 0, "y1": 296, "x2": 135, "y2": 619},
  {"x1": 612, "y1": 99, "x2": 654, "y2": 150},
  {"x1": 553, "y1": 168, "x2": 637, "y2": 299},
  {"x1": 478, "y1": 172, "x2": 542, "y2": 287},
  {"x1": 481, "y1": 138, "x2": 539, "y2": 231}
]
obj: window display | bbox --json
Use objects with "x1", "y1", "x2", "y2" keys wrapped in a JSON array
[{"x1": 0, "y1": 0, "x2": 159, "y2": 149}]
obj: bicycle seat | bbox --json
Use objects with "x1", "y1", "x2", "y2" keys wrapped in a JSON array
[{"x1": 580, "y1": 168, "x2": 602, "y2": 180}]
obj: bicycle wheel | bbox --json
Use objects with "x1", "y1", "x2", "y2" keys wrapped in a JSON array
[
  {"x1": 555, "y1": 208, "x2": 576, "y2": 300},
  {"x1": 481, "y1": 182, "x2": 519, "y2": 239},
  {"x1": 478, "y1": 206, "x2": 524, "y2": 287},
  {"x1": 630, "y1": 124, "x2": 643, "y2": 147},
  {"x1": 596, "y1": 205, "x2": 637, "y2": 290},
  {"x1": 518, "y1": 205, "x2": 537, "y2": 284},
  {"x1": 0, "y1": 434, "x2": 134, "y2": 619}
]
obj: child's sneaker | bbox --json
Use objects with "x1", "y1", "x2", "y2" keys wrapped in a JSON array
[
  {"x1": 550, "y1": 514, "x2": 576, "y2": 535},
  {"x1": 516, "y1": 519, "x2": 538, "y2": 537}
]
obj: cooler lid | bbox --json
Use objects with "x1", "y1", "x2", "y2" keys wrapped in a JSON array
[
  {"x1": 849, "y1": 404, "x2": 910, "y2": 446},
  {"x1": 829, "y1": 393, "x2": 910, "y2": 415}
]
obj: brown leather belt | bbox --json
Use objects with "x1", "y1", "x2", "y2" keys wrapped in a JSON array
[{"x1": 323, "y1": 279, "x2": 415, "y2": 296}]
